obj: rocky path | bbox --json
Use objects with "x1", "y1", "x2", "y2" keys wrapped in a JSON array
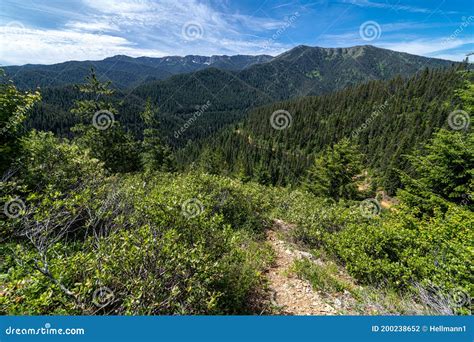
[{"x1": 265, "y1": 220, "x2": 339, "y2": 315}]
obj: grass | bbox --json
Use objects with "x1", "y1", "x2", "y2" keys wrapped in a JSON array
[{"x1": 291, "y1": 258, "x2": 354, "y2": 294}]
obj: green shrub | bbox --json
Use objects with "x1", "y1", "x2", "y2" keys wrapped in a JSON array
[
  {"x1": 329, "y1": 204, "x2": 472, "y2": 292},
  {"x1": 1, "y1": 172, "x2": 274, "y2": 314}
]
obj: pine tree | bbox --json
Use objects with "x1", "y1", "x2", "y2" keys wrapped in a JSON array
[
  {"x1": 70, "y1": 69, "x2": 140, "y2": 173},
  {"x1": 255, "y1": 161, "x2": 271, "y2": 185},
  {"x1": 235, "y1": 155, "x2": 251, "y2": 182},
  {"x1": 140, "y1": 98, "x2": 176, "y2": 172},
  {"x1": 0, "y1": 70, "x2": 40, "y2": 173},
  {"x1": 398, "y1": 129, "x2": 473, "y2": 213},
  {"x1": 199, "y1": 147, "x2": 229, "y2": 175},
  {"x1": 303, "y1": 138, "x2": 364, "y2": 200}
]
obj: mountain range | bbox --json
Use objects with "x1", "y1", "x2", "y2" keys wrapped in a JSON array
[
  {"x1": 3, "y1": 54, "x2": 273, "y2": 89},
  {"x1": 4, "y1": 45, "x2": 456, "y2": 93},
  {"x1": 14, "y1": 45, "x2": 461, "y2": 149}
]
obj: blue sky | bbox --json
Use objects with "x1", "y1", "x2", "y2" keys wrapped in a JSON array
[{"x1": 1, "y1": 0, "x2": 473, "y2": 65}]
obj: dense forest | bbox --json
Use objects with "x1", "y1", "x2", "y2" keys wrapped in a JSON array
[
  {"x1": 0, "y1": 50, "x2": 472, "y2": 316},
  {"x1": 187, "y1": 66, "x2": 470, "y2": 193}
]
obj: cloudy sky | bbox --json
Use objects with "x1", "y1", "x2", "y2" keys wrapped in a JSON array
[{"x1": 0, "y1": 0, "x2": 473, "y2": 65}]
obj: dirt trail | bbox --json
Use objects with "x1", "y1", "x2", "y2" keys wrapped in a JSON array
[{"x1": 265, "y1": 219, "x2": 338, "y2": 315}]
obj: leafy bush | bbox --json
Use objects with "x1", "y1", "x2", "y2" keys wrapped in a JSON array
[
  {"x1": 329, "y1": 204, "x2": 472, "y2": 292},
  {"x1": 17, "y1": 130, "x2": 105, "y2": 192},
  {"x1": 271, "y1": 189, "x2": 366, "y2": 246},
  {"x1": 1, "y1": 172, "x2": 274, "y2": 314}
]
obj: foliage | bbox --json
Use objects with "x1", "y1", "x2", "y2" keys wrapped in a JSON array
[
  {"x1": 70, "y1": 69, "x2": 141, "y2": 173},
  {"x1": 329, "y1": 204, "x2": 472, "y2": 294},
  {"x1": 0, "y1": 71, "x2": 41, "y2": 173},
  {"x1": 398, "y1": 129, "x2": 473, "y2": 213},
  {"x1": 1, "y1": 173, "x2": 274, "y2": 314},
  {"x1": 20, "y1": 46, "x2": 457, "y2": 151},
  {"x1": 194, "y1": 67, "x2": 468, "y2": 190},
  {"x1": 303, "y1": 139, "x2": 364, "y2": 200},
  {"x1": 1, "y1": 62, "x2": 471, "y2": 317},
  {"x1": 17, "y1": 130, "x2": 104, "y2": 192},
  {"x1": 270, "y1": 127, "x2": 473, "y2": 314},
  {"x1": 291, "y1": 258, "x2": 353, "y2": 294},
  {"x1": 140, "y1": 99, "x2": 176, "y2": 172}
]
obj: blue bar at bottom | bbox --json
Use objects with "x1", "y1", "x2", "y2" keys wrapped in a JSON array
[{"x1": 1, "y1": 316, "x2": 472, "y2": 342}]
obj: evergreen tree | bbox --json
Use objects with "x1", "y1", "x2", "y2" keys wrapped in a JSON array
[
  {"x1": 70, "y1": 69, "x2": 140, "y2": 173},
  {"x1": 200, "y1": 147, "x2": 228, "y2": 175},
  {"x1": 140, "y1": 98, "x2": 175, "y2": 172},
  {"x1": 0, "y1": 71, "x2": 40, "y2": 173},
  {"x1": 398, "y1": 129, "x2": 473, "y2": 213},
  {"x1": 255, "y1": 161, "x2": 272, "y2": 185},
  {"x1": 235, "y1": 155, "x2": 252, "y2": 182},
  {"x1": 303, "y1": 139, "x2": 364, "y2": 200}
]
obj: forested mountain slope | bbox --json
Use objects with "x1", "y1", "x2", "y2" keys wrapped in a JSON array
[
  {"x1": 236, "y1": 45, "x2": 457, "y2": 100},
  {"x1": 131, "y1": 45, "x2": 457, "y2": 103},
  {"x1": 188, "y1": 66, "x2": 470, "y2": 193}
]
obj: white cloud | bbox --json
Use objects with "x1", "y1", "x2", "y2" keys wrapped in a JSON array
[
  {"x1": 5, "y1": 0, "x2": 468, "y2": 65},
  {"x1": 80, "y1": 0, "x2": 283, "y2": 33},
  {"x1": 81, "y1": 0, "x2": 152, "y2": 14},
  {"x1": 0, "y1": 26, "x2": 166, "y2": 65},
  {"x1": 429, "y1": 53, "x2": 469, "y2": 62},
  {"x1": 65, "y1": 21, "x2": 120, "y2": 32},
  {"x1": 0, "y1": 0, "x2": 290, "y2": 65},
  {"x1": 342, "y1": 0, "x2": 457, "y2": 15},
  {"x1": 379, "y1": 38, "x2": 474, "y2": 57}
]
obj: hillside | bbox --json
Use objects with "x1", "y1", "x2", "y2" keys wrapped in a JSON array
[
  {"x1": 237, "y1": 45, "x2": 457, "y2": 100},
  {"x1": 133, "y1": 45, "x2": 457, "y2": 108},
  {"x1": 187, "y1": 66, "x2": 469, "y2": 193},
  {"x1": 2, "y1": 54, "x2": 273, "y2": 89},
  {"x1": 1, "y1": 49, "x2": 472, "y2": 318}
]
